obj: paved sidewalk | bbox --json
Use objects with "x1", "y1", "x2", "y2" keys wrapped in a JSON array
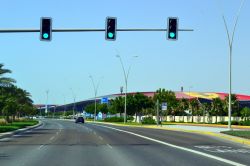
[{"x1": 162, "y1": 125, "x2": 237, "y2": 133}]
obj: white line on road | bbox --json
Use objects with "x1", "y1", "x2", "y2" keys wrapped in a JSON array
[
  {"x1": 38, "y1": 145, "x2": 45, "y2": 150},
  {"x1": 0, "y1": 138, "x2": 11, "y2": 141},
  {"x1": 50, "y1": 136, "x2": 55, "y2": 141},
  {"x1": 99, "y1": 136, "x2": 103, "y2": 140},
  {"x1": 90, "y1": 123, "x2": 246, "y2": 166},
  {"x1": 107, "y1": 144, "x2": 113, "y2": 149}
]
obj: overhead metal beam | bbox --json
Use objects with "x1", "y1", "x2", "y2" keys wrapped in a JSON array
[{"x1": 0, "y1": 28, "x2": 193, "y2": 33}]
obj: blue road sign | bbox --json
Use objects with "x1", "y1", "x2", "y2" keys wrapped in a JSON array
[
  {"x1": 101, "y1": 97, "x2": 108, "y2": 104},
  {"x1": 162, "y1": 102, "x2": 167, "y2": 111}
]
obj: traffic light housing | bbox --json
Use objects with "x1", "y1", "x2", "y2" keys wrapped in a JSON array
[
  {"x1": 40, "y1": 17, "x2": 52, "y2": 41},
  {"x1": 167, "y1": 17, "x2": 178, "y2": 40},
  {"x1": 105, "y1": 17, "x2": 117, "y2": 41}
]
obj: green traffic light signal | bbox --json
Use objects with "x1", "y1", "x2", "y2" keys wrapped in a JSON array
[
  {"x1": 43, "y1": 33, "x2": 49, "y2": 39},
  {"x1": 108, "y1": 32, "x2": 114, "y2": 38},
  {"x1": 169, "y1": 32, "x2": 175, "y2": 38}
]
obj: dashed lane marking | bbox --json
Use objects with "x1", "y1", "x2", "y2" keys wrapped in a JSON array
[{"x1": 90, "y1": 123, "x2": 246, "y2": 166}]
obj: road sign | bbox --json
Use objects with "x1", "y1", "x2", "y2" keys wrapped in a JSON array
[
  {"x1": 162, "y1": 102, "x2": 167, "y2": 111},
  {"x1": 101, "y1": 97, "x2": 108, "y2": 104}
]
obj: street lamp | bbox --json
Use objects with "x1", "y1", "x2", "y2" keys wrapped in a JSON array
[
  {"x1": 116, "y1": 54, "x2": 138, "y2": 123},
  {"x1": 45, "y1": 90, "x2": 49, "y2": 115},
  {"x1": 63, "y1": 94, "x2": 66, "y2": 118},
  {"x1": 217, "y1": 0, "x2": 245, "y2": 130},
  {"x1": 89, "y1": 75, "x2": 102, "y2": 122},
  {"x1": 70, "y1": 88, "x2": 76, "y2": 118}
]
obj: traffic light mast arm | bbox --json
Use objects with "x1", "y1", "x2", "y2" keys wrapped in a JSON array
[{"x1": 0, "y1": 28, "x2": 193, "y2": 33}]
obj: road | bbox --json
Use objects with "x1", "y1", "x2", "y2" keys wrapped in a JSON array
[{"x1": 0, "y1": 119, "x2": 249, "y2": 166}]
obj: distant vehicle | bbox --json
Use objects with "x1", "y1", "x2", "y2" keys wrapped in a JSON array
[{"x1": 75, "y1": 117, "x2": 85, "y2": 123}]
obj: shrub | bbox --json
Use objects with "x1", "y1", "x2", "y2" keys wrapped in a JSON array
[
  {"x1": 142, "y1": 117, "x2": 156, "y2": 124},
  {"x1": 104, "y1": 117, "x2": 124, "y2": 122},
  {"x1": 239, "y1": 120, "x2": 250, "y2": 126},
  {"x1": 0, "y1": 119, "x2": 8, "y2": 125},
  {"x1": 127, "y1": 116, "x2": 134, "y2": 122}
]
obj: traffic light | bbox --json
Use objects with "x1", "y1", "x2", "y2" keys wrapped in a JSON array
[
  {"x1": 167, "y1": 17, "x2": 178, "y2": 40},
  {"x1": 105, "y1": 17, "x2": 117, "y2": 41},
  {"x1": 40, "y1": 17, "x2": 52, "y2": 41}
]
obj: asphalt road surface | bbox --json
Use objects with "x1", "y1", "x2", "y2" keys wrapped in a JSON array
[{"x1": 0, "y1": 119, "x2": 249, "y2": 166}]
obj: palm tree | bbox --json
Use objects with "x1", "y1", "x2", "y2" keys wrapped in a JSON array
[
  {"x1": 0, "y1": 64, "x2": 16, "y2": 87},
  {"x1": 224, "y1": 94, "x2": 240, "y2": 117},
  {"x1": 211, "y1": 97, "x2": 224, "y2": 123},
  {"x1": 177, "y1": 98, "x2": 189, "y2": 122},
  {"x1": 201, "y1": 102, "x2": 211, "y2": 123},
  {"x1": 189, "y1": 98, "x2": 200, "y2": 123}
]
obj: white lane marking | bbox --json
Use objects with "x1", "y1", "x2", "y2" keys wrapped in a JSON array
[
  {"x1": 195, "y1": 145, "x2": 250, "y2": 154},
  {"x1": 56, "y1": 132, "x2": 59, "y2": 135},
  {"x1": 99, "y1": 136, "x2": 103, "y2": 140},
  {"x1": 50, "y1": 136, "x2": 55, "y2": 141},
  {"x1": 13, "y1": 135, "x2": 22, "y2": 137},
  {"x1": 90, "y1": 123, "x2": 246, "y2": 166},
  {"x1": 0, "y1": 138, "x2": 11, "y2": 141},
  {"x1": 107, "y1": 144, "x2": 113, "y2": 149},
  {"x1": 38, "y1": 145, "x2": 45, "y2": 150}
]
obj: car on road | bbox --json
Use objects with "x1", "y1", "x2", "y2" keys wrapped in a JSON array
[{"x1": 75, "y1": 116, "x2": 85, "y2": 123}]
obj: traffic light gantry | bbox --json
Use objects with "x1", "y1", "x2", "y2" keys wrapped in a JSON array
[{"x1": 0, "y1": 16, "x2": 193, "y2": 41}]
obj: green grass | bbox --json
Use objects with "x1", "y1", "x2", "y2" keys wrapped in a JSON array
[
  {"x1": 0, "y1": 120, "x2": 38, "y2": 133},
  {"x1": 0, "y1": 126, "x2": 20, "y2": 133},
  {"x1": 221, "y1": 130, "x2": 250, "y2": 139}
]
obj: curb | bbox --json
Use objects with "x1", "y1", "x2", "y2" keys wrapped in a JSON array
[
  {"x1": 88, "y1": 121, "x2": 250, "y2": 147},
  {"x1": 0, "y1": 121, "x2": 43, "y2": 139},
  {"x1": 161, "y1": 123, "x2": 250, "y2": 130}
]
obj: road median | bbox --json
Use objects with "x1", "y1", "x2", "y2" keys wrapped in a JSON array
[{"x1": 0, "y1": 120, "x2": 42, "y2": 139}]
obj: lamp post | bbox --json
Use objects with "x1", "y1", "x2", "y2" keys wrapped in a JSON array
[
  {"x1": 45, "y1": 90, "x2": 49, "y2": 115},
  {"x1": 217, "y1": 0, "x2": 245, "y2": 130},
  {"x1": 70, "y1": 88, "x2": 76, "y2": 118},
  {"x1": 89, "y1": 75, "x2": 102, "y2": 122},
  {"x1": 63, "y1": 94, "x2": 66, "y2": 118},
  {"x1": 116, "y1": 54, "x2": 138, "y2": 123}
]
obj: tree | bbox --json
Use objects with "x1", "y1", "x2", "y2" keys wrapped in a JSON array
[
  {"x1": 240, "y1": 107, "x2": 250, "y2": 121},
  {"x1": 189, "y1": 98, "x2": 200, "y2": 123},
  {"x1": 211, "y1": 97, "x2": 224, "y2": 123},
  {"x1": 224, "y1": 94, "x2": 240, "y2": 116},
  {"x1": 85, "y1": 103, "x2": 95, "y2": 115},
  {"x1": 201, "y1": 102, "x2": 211, "y2": 123},
  {"x1": 178, "y1": 98, "x2": 189, "y2": 115},
  {"x1": 97, "y1": 103, "x2": 108, "y2": 114},
  {"x1": 132, "y1": 93, "x2": 154, "y2": 122},
  {"x1": 0, "y1": 64, "x2": 16, "y2": 87},
  {"x1": 0, "y1": 85, "x2": 35, "y2": 122},
  {"x1": 109, "y1": 96, "x2": 124, "y2": 116},
  {"x1": 153, "y1": 89, "x2": 177, "y2": 121}
]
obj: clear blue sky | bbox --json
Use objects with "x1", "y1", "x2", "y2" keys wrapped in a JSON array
[{"x1": 0, "y1": 0, "x2": 249, "y2": 105}]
